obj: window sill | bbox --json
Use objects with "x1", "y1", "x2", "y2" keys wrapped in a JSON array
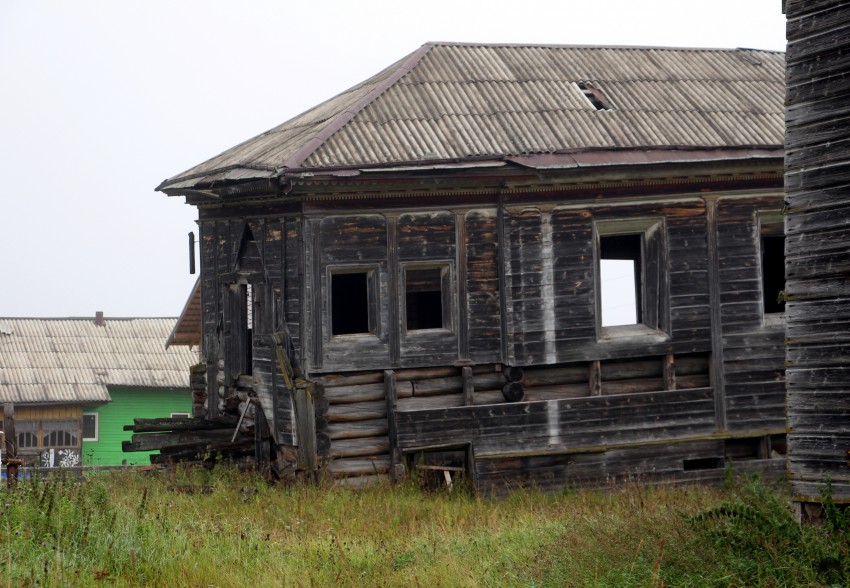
[
  {"x1": 598, "y1": 324, "x2": 670, "y2": 344},
  {"x1": 762, "y1": 313, "x2": 785, "y2": 328}
]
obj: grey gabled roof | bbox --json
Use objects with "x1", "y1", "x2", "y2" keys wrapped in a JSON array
[
  {"x1": 158, "y1": 42, "x2": 785, "y2": 193},
  {"x1": 0, "y1": 317, "x2": 198, "y2": 405}
]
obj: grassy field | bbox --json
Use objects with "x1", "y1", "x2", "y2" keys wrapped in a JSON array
[{"x1": 1, "y1": 466, "x2": 847, "y2": 587}]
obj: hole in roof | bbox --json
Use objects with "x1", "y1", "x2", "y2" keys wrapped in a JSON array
[{"x1": 577, "y1": 81, "x2": 612, "y2": 111}]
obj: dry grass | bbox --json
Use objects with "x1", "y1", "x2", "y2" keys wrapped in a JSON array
[{"x1": 1, "y1": 466, "x2": 846, "y2": 587}]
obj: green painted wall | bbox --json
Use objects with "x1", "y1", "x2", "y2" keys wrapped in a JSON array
[{"x1": 82, "y1": 387, "x2": 191, "y2": 466}]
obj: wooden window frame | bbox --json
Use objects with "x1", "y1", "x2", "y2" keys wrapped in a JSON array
[
  {"x1": 327, "y1": 265, "x2": 380, "y2": 339},
  {"x1": 401, "y1": 262, "x2": 454, "y2": 335},
  {"x1": 594, "y1": 217, "x2": 669, "y2": 342}
]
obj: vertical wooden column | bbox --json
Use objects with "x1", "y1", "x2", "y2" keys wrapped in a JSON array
[
  {"x1": 663, "y1": 354, "x2": 677, "y2": 391},
  {"x1": 462, "y1": 366, "x2": 474, "y2": 406},
  {"x1": 384, "y1": 370, "x2": 402, "y2": 480},
  {"x1": 455, "y1": 211, "x2": 470, "y2": 362},
  {"x1": 704, "y1": 197, "x2": 727, "y2": 432},
  {"x1": 387, "y1": 216, "x2": 401, "y2": 366},
  {"x1": 309, "y1": 219, "x2": 323, "y2": 370},
  {"x1": 496, "y1": 194, "x2": 509, "y2": 364},
  {"x1": 589, "y1": 360, "x2": 602, "y2": 396}
]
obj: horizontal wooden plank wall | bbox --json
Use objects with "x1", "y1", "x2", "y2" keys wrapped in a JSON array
[
  {"x1": 785, "y1": 1, "x2": 850, "y2": 502},
  {"x1": 715, "y1": 196, "x2": 786, "y2": 435},
  {"x1": 503, "y1": 199, "x2": 713, "y2": 366},
  {"x1": 314, "y1": 330, "x2": 787, "y2": 490}
]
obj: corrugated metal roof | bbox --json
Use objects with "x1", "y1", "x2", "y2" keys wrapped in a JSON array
[
  {"x1": 158, "y1": 42, "x2": 785, "y2": 193},
  {"x1": 0, "y1": 317, "x2": 198, "y2": 405}
]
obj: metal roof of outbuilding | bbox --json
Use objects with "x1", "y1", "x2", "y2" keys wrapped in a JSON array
[
  {"x1": 158, "y1": 42, "x2": 785, "y2": 194},
  {"x1": 0, "y1": 317, "x2": 198, "y2": 405}
]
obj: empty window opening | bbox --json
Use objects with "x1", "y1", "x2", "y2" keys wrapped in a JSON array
[
  {"x1": 405, "y1": 267, "x2": 445, "y2": 331},
  {"x1": 577, "y1": 81, "x2": 612, "y2": 110},
  {"x1": 762, "y1": 234, "x2": 785, "y2": 314},
  {"x1": 331, "y1": 272, "x2": 371, "y2": 335},
  {"x1": 82, "y1": 413, "x2": 99, "y2": 442},
  {"x1": 600, "y1": 234, "x2": 642, "y2": 327}
]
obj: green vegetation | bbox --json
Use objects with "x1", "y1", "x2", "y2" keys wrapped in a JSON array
[{"x1": 0, "y1": 467, "x2": 847, "y2": 587}]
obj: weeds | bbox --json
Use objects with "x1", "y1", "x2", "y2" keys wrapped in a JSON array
[{"x1": 0, "y1": 467, "x2": 846, "y2": 587}]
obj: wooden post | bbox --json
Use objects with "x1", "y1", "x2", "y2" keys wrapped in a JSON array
[
  {"x1": 387, "y1": 216, "x2": 400, "y2": 366},
  {"x1": 704, "y1": 197, "x2": 727, "y2": 432},
  {"x1": 456, "y1": 211, "x2": 470, "y2": 362},
  {"x1": 462, "y1": 367, "x2": 474, "y2": 406},
  {"x1": 294, "y1": 383, "x2": 317, "y2": 473},
  {"x1": 384, "y1": 370, "x2": 402, "y2": 480},
  {"x1": 589, "y1": 360, "x2": 602, "y2": 396},
  {"x1": 663, "y1": 354, "x2": 676, "y2": 391},
  {"x1": 3, "y1": 403, "x2": 21, "y2": 490}
]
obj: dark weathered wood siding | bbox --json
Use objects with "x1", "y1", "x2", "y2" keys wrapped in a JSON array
[
  {"x1": 785, "y1": 1, "x2": 850, "y2": 502},
  {"x1": 715, "y1": 197, "x2": 786, "y2": 434},
  {"x1": 198, "y1": 216, "x2": 301, "y2": 445}
]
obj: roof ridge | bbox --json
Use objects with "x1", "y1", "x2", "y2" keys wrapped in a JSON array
[
  {"x1": 279, "y1": 43, "x2": 436, "y2": 170},
  {"x1": 424, "y1": 41, "x2": 784, "y2": 54}
]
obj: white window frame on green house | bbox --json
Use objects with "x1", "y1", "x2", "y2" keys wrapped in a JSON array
[{"x1": 82, "y1": 412, "x2": 99, "y2": 442}]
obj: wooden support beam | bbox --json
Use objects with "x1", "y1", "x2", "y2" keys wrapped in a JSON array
[
  {"x1": 385, "y1": 370, "x2": 401, "y2": 480},
  {"x1": 589, "y1": 360, "x2": 602, "y2": 396},
  {"x1": 704, "y1": 198, "x2": 727, "y2": 432},
  {"x1": 462, "y1": 366, "x2": 474, "y2": 406},
  {"x1": 663, "y1": 354, "x2": 677, "y2": 391}
]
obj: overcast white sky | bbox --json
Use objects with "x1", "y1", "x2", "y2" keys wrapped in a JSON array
[{"x1": 0, "y1": 1, "x2": 786, "y2": 318}]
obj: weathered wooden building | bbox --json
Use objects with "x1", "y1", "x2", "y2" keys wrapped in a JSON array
[
  {"x1": 157, "y1": 43, "x2": 788, "y2": 492},
  {"x1": 784, "y1": 2, "x2": 850, "y2": 504}
]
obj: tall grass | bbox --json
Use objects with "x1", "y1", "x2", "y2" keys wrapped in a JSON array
[{"x1": 0, "y1": 466, "x2": 846, "y2": 587}]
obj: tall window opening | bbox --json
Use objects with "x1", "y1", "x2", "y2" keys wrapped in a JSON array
[
  {"x1": 595, "y1": 218, "x2": 665, "y2": 335},
  {"x1": 405, "y1": 266, "x2": 448, "y2": 331},
  {"x1": 331, "y1": 271, "x2": 372, "y2": 335},
  {"x1": 760, "y1": 214, "x2": 785, "y2": 315},
  {"x1": 600, "y1": 234, "x2": 642, "y2": 327}
]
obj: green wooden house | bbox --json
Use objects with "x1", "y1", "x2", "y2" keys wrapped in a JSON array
[{"x1": 0, "y1": 315, "x2": 198, "y2": 467}]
